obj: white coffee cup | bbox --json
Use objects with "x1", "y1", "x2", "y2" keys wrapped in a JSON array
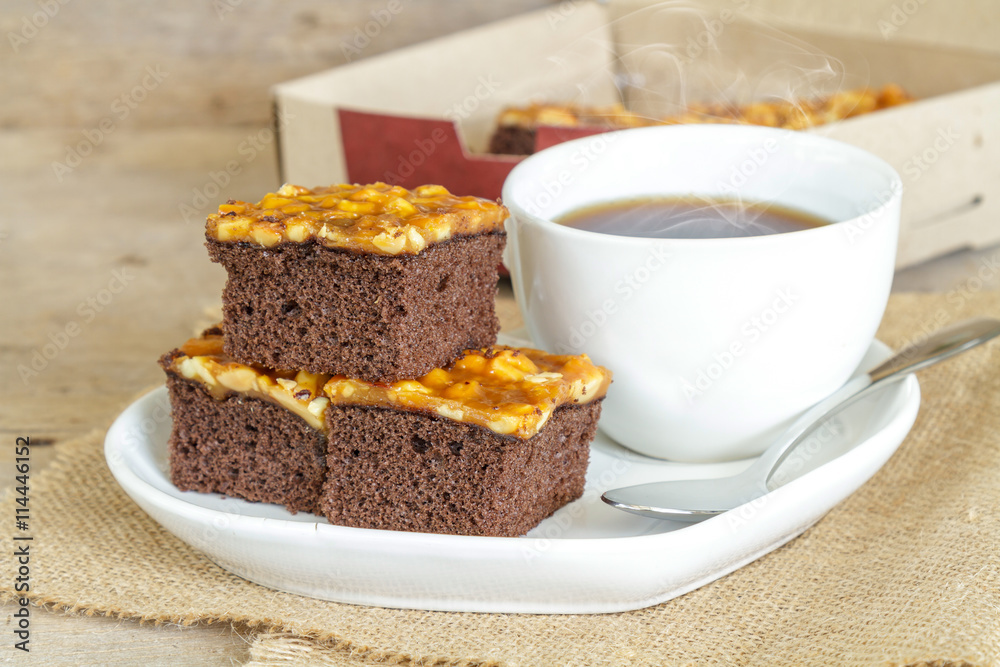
[{"x1": 502, "y1": 125, "x2": 901, "y2": 462}]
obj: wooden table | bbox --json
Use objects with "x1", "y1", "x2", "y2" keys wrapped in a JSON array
[{"x1": 2, "y1": 126, "x2": 998, "y2": 664}]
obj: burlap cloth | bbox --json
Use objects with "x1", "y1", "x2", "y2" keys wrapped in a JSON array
[{"x1": 3, "y1": 291, "x2": 1000, "y2": 666}]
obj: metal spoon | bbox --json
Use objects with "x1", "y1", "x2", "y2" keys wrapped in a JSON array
[{"x1": 601, "y1": 317, "x2": 1000, "y2": 522}]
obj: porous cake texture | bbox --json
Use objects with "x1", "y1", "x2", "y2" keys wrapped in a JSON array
[
  {"x1": 208, "y1": 234, "x2": 504, "y2": 382},
  {"x1": 206, "y1": 183, "x2": 508, "y2": 382},
  {"x1": 322, "y1": 401, "x2": 602, "y2": 537},
  {"x1": 163, "y1": 370, "x2": 327, "y2": 515}
]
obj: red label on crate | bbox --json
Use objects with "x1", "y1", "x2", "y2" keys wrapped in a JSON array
[{"x1": 338, "y1": 108, "x2": 522, "y2": 201}]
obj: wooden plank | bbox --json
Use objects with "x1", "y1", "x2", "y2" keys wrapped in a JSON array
[
  {"x1": 0, "y1": 1, "x2": 554, "y2": 130},
  {"x1": 0, "y1": 603, "x2": 251, "y2": 665}
]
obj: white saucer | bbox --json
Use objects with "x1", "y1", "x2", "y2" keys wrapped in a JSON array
[{"x1": 105, "y1": 340, "x2": 919, "y2": 614}]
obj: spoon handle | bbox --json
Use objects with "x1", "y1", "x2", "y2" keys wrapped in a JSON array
[{"x1": 756, "y1": 317, "x2": 1000, "y2": 486}]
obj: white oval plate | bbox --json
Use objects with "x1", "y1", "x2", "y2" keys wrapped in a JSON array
[{"x1": 105, "y1": 340, "x2": 919, "y2": 614}]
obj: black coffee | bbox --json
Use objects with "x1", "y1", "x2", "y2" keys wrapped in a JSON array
[{"x1": 557, "y1": 196, "x2": 830, "y2": 239}]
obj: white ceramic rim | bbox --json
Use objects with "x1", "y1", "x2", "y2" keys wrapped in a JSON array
[{"x1": 501, "y1": 124, "x2": 903, "y2": 247}]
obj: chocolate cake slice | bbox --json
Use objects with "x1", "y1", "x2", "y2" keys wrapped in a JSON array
[
  {"x1": 206, "y1": 183, "x2": 507, "y2": 382},
  {"x1": 160, "y1": 331, "x2": 612, "y2": 537},
  {"x1": 488, "y1": 86, "x2": 912, "y2": 155},
  {"x1": 323, "y1": 401, "x2": 602, "y2": 537},
  {"x1": 321, "y1": 346, "x2": 611, "y2": 536},
  {"x1": 160, "y1": 329, "x2": 333, "y2": 515},
  {"x1": 488, "y1": 102, "x2": 650, "y2": 156}
]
